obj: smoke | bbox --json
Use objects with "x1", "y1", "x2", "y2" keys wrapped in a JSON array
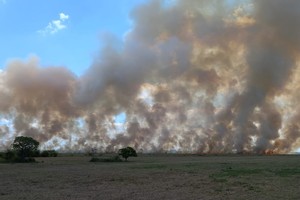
[{"x1": 1, "y1": 0, "x2": 300, "y2": 153}]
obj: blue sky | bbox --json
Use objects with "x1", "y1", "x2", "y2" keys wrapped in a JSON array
[{"x1": 0, "y1": 0, "x2": 147, "y2": 76}]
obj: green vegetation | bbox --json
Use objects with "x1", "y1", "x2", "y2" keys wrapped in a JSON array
[
  {"x1": 210, "y1": 166, "x2": 300, "y2": 180},
  {"x1": 88, "y1": 146, "x2": 138, "y2": 162},
  {"x1": 118, "y1": 147, "x2": 137, "y2": 161},
  {"x1": 12, "y1": 136, "x2": 39, "y2": 161},
  {"x1": 272, "y1": 168, "x2": 300, "y2": 177},
  {"x1": 3, "y1": 149, "x2": 19, "y2": 162},
  {"x1": 1, "y1": 136, "x2": 58, "y2": 162},
  {"x1": 3, "y1": 136, "x2": 39, "y2": 162},
  {"x1": 40, "y1": 150, "x2": 58, "y2": 157}
]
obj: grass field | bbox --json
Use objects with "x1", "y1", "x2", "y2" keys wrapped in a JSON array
[{"x1": 1, "y1": 154, "x2": 300, "y2": 199}]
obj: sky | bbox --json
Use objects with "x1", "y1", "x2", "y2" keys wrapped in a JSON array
[{"x1": 0, "y1": 0, "x2": 147, "y2": 76}]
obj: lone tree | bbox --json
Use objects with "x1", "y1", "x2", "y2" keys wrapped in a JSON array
[
  {"x1": 12, "y1": 136, "x2": 39, "y2": 162},
  {"x1": 118, "y1": 147, "x2": 137, "y2": 161}
]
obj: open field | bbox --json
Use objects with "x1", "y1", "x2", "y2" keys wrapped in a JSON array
[{"x1": 1, "y1": 154, "x2": 300, "y2": 200}]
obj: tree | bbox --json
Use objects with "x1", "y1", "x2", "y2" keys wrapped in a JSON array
[
  {"x1": 118, "y1": 147, "x2": 137, "y2": 161},
  {"x1": 12, "y1": 136, "x2": 39, "y2": 162}
]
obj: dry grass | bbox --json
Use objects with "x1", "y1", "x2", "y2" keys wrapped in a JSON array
[{"x1": 0, "y1": 154, "x2": 300, "y2": 199}]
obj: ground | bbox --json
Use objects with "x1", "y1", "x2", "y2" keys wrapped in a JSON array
[{"x1": 0, "y1": 154, "x2": 300, "y2": 199}]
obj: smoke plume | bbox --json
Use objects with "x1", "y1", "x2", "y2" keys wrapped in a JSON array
[{"x1": 1, "y1": 0, "x2": 300, "y2": 153}]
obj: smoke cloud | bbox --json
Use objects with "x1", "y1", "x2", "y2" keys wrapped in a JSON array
[{"x1": 1, "y1": 0, "x2": 300, "y2": 154}]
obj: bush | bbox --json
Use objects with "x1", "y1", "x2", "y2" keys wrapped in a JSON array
[
  {"x1": 40, "y1": 150, "x2": 58, "y2": 157},
  {"x1": 3, "y1": 149, "x2": 18, "y2": 162},
  {"x1": 3, "y1": 149, "x2": 36, "y2": 163},
  {"x1": 40, "y1": 150, "x2": 49, "y2": 157},
  {"x1": 32, "y1": 150, "x2": 40, "y2": 157}
]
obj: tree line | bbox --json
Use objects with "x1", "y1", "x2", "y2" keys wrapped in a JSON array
[
  {"x1": 1, "y1": 136, "x2": 57, "y2": 162},
  {"x1": 0, "y1": 136, "x2": 137, "y2": 163}
]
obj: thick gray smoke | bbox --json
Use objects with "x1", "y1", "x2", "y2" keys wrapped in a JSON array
[{"x1": 1, "y1": 0, "x2": 300, "y2": 153}]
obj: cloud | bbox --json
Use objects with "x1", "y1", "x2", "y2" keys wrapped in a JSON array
[
  {"x1": 0, "y1": 118, "x2": 9, "y2": 125},
  {"x1": 59, "y1": 13, "x2": 69, "y2": 21},
  {"x1": 38, "y1": 13, "x2": 69, "y2": 35}
]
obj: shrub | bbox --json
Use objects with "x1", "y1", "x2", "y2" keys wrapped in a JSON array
[
  {"x1": 40, "y1": 150, "x2": 49, "y2": 157},
  {"x1": 3, "y1": 149, "x2": 18, "y2": 162},
  {"x1": 40, "y1": 150, "x2": 58, "y2": 157}
]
